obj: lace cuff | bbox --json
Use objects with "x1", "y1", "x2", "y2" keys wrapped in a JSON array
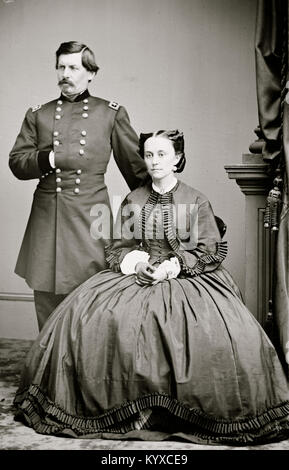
[
  {"x1": 157, "y1": 257, "x2": 181, "y2": 279},
  {"x1": 120, "y1": 250, "x2": 150, "y2": 274}
]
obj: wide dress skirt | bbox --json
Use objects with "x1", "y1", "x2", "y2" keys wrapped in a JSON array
[{"x1": 14, "y1": 266, "x2": 289, "y2": 445}]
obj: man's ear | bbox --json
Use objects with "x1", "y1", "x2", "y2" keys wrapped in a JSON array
[{"x1": 88, "y1": 72, "x2": 96, "y2": 83}]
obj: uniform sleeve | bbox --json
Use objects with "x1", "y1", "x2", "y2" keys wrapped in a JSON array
[
  {"x1": 9, "y1": 108, "x2": 53, "y2": 180},
  {"x1": 111, "y1": 106, "x2": 148, "y2": 190},
  {"x1": 105, "y1": 195, "x2": 147, "y2": 271},
  {"x1": 173, "y1": 200, "x2": 227, "y2": 277}
]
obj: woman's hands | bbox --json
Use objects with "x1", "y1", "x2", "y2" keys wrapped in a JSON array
[{"x1": 135, "y1": 262, "x2": 167, "y2": 286}]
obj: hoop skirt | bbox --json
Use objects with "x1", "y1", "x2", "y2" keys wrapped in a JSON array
[{"x1": 14, "y1": 183, "x2": 289, "y2": 445}]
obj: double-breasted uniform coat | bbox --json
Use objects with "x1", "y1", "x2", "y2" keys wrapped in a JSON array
[{"x1": 9, "y1": 89, "x2": 147, "y2": 294}]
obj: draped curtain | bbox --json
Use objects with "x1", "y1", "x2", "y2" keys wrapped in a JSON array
[{"x1": 255, "y1": 0, "x2": 289, "y2": 375}]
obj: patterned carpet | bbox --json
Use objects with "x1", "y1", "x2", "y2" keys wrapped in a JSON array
[{"x1": 1, "y1": 337, "x2": 289, "y2": 451}]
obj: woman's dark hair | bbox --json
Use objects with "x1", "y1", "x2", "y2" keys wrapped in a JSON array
[
  {"x1": 55, "y1": 41, "x2": 99, "y2": 74},
  {"x1": 139, "y1": 129, "x2": 186, "y2": 173}
]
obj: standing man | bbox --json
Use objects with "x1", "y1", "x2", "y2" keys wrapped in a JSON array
[{"x1": 9, "y1": 41, "x2": 147, "y2": 330}]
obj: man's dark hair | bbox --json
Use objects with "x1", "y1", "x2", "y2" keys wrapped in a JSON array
[{"x1": 56, "y1": 41, "x2": 99, "y2": 74}]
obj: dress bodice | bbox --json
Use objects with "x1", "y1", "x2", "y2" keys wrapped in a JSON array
[{"x1": 143, "y1": 202, "x2": 172, "y2": 265}]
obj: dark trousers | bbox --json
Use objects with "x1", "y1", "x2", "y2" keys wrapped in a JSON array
[{"x1": 34, "y1": 290, "x2": 67, "y2": 331}]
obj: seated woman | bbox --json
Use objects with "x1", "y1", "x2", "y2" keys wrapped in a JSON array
[{"x1": 14, "y1": 130, "x2": 289, "y2": 445}]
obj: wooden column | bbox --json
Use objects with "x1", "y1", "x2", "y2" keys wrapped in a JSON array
[{"x1": 225, "y1": 153, "x2": 271, "y2": 325}]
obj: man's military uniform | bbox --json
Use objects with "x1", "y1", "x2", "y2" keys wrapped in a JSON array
[{"x1": 9, "y1": 89, "x2": 147, "y2": 327}]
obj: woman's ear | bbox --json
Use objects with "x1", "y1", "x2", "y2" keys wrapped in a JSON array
[
  {"x1": 172, "y1": 153, "x2": 182, "y2": 172},
  {"x1": 174, "y1": 152, "x2": 182, "y2": 164}
]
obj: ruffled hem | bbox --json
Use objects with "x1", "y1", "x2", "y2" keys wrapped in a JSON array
[{"x1": 14, "y1": 385, "x2": 289, "y2": 445}]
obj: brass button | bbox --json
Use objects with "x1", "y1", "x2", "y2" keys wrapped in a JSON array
[
  {"x1": 79, "y1": 149, "x2": 84, "y2": 155},
  {"x1": 56, "y1": 177, "x2": 61, "y2": 183},
  {"x1": 81, "y1": 130, "x2": 87, "y2": 136},
  {"x1": 74, "y1": 188, "x2": 80, "y2": 194},
  {"x1": 56, "y1": 187, "x2": 62, "y2": 193},
  {"x1": 57, "y1": 100, "x2": 63, "y2": 105},
  {"x1": 76, "y1": 169, "x2": 82, "y2": 175},
  {"x1": 75, "y1": 178, "x2": 81, "y2": 184},
  {"x1": 83, "y1": 99, "x2": 88, "y2": 103},
  {"x1": 53, "y1": 131, "x2": 59, "y2": 137},
  {"x1": 83, "y1": 105, "x2": 88, "y2": 111},
  {"x1": 54, "y1": 140, "x2": 60, "y2": 146},
  {"x1": 56, "y1": 168, "x2": 61, "y2": 173},
  {"x1": 56, "y1": 107, "x2": 62, "y2": 112},
  {"x1": 55, "y1": 114, "x2": 61, "y2": 120},
  {"x1": 82, "y1": 112, "x2": 88, "y2": 118},
  {"x1": 80, "y1": 139, "x2": 86, "y2": 145}
]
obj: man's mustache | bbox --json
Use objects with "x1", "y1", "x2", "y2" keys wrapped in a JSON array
[{"x1": 58, "y1": 79, "x2": 73, "y2": 86}]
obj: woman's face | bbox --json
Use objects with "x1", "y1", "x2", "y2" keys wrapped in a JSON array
[{"x1": 144, "y1": 136, "x2": 180, "y2": 181}]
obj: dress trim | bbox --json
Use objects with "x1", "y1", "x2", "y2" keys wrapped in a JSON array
[
  {"x1": 106, "y1": 186, "x2": 227, "y2": 276},
  {"x1": 175, "y1": 241, "x2": 228, "y2": 276},
  {"x1": 14, "y1": 385, "x2": 289, "y2": 443},
  {"x1": 139, "y1": 189, "x2": 228, "y2": 276}
]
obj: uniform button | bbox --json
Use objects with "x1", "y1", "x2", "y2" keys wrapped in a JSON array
[
  {"x1": 57, "y1": 100, "x2": 63, "y2": 105},
  {"x1": 55, "y1": 114, "x2": 61, "y2": 120},
  {"x1": 56, "y1": 187, "x2": 62, "y2": 193},
  {"x1": 81, "y1": 130, "x2": 87, "y2": 136},
  {"x1": 83, "y1": 105, "x2": 89, "y2": 111},
  {"x1": 56, "y1": 168, "x2": 61, "y2": 173},
  {"x1": 79, "y1": 149, "x2": 84, "y2": 155},
  {"x1": 83, "y1": 99, "x2": 88, "y2": 103},
  {"x1": 80, "y1": 139, "x2": 86, "y2": 145},
  {"x1": 45, "y1": 172, "x2": 49, "y2": 176},
  {"x1": 54, "y1": 140, "x2": 60, "y2": 146},
  {"x1": 76, "y1": 169, "x2": 82, "y2": 174},
  {"x1": 41, "y1": 175, "x2": 45, "y2": 179},
  {"x1": 82, "y1": 112, "x2": 88, "y2": 118},
  {"x1": 75, "y1": 178, "x2": 81, "y2": 184},
  {"x1": 56, "y1": 177, "x2": 61, "y2": 183},
  {"x1": 53, "y1": 131, "x2": 59, "y2": 137},
  {"x1": 56, "y1": 107, "x2": 62, "y2": 112},
  {"x1": 74, "y1": 188, "x2": 80, "y2": 194}
]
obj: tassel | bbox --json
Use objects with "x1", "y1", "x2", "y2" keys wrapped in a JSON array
[{"x1": 264, "y1": 170, "x2": 283, "y2": 231}]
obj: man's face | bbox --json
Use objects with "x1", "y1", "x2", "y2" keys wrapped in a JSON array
[{"x1": 57, "y1": 52, "x2": 94, "y2": 96}]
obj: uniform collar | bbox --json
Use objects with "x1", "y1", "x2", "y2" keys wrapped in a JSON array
[{"x1": 60, "y1": 89, "x2": 90, "y2": 102}]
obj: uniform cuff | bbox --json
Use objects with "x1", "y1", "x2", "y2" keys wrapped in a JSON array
[{"x1": 38, "y1": 150, "x2": 54, "y2": 173}]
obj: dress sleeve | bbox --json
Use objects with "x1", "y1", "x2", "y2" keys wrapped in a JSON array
[
  {"x1": 111, "y1": 106, "x2": 148, "y2": 190},
  {"x1": 9, "y1": 108, "x2": 53, "y2": 180},
  {"x1": 105, "y1": 195, "x2": 147, "y2": 271},
  {"x1": 174, "y1": 199, "x2": 227, "y2": 277}
]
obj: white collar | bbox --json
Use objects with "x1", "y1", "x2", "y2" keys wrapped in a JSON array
[{"x1": 152, "y1": 177, "x2": 178, "y2": 194}]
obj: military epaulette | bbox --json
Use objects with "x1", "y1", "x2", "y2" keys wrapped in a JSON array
[
  {"x1": 31, "y1": 104, "x2": 42, "y2": 113},
  {"x1": 108, "y1": 101, "x2": 120, "y2": 111}
]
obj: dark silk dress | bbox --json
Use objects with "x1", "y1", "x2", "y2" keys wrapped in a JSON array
[{"x1": 14, "y1": 181, "x2": 289, "y2": 445}]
